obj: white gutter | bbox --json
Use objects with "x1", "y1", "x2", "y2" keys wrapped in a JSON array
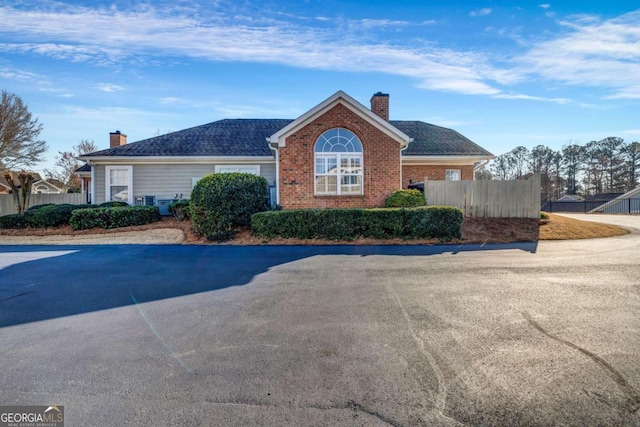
[{"x1": 76, "y1": 155, "x2": 275, "y2": 164}]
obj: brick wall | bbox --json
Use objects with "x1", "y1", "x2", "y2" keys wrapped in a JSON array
[
  {"x1": 278, "y1": 103, "x2": 402, "y2": 209},
  {"x1": 402, "y1": 164, "x2": 474, "y2": 188}
]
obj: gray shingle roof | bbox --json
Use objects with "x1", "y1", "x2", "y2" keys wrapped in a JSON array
[
  {"x1": 391, "y1": 121, "x2": 493, "y2": 157},
  {"x1": 85, "y1": 119, "x2": 293, "y2": 157},
  {"x1": 83, "y1": 118, "x2": 492, "y2": 158}
]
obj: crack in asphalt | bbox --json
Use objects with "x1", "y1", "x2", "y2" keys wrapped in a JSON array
[
  {"x1": 522, "y1": 311, "x2": 640, "y2": 413},
  {"x1": 386, "y1": 284, "x2": 466, "y2": 426},
  {"x1": 0, "y1": 291, "x2": 33, "y2": 302}
]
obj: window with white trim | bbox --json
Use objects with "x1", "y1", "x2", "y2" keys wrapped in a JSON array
[
  {"x1": 105, "y1": 166, "x2": 133, "y2": 204},
  {"x1": 445, "y1": 169, "x2": 461, "y2": 181},
  {"x1": 314, "y1": 128, "x2": 363, "y2": 195}
]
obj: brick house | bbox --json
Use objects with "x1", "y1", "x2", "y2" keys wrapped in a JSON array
[{"x1": 78, "y1": 90, "x2": 493, "y2": 210}]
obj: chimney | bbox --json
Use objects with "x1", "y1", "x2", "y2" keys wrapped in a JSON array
[
  {"x1": 370, "y1": 92, "x2": 389, "y2": 121},
  {"x1": 110, "y1": 130, "x2": 127, "y2": 148}
]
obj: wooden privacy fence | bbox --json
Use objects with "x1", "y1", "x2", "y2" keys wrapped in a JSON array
[
  {"x1": 0, "y1": 193, "x2": 85, "y2": 216},
  {"x1": 424, "y1": 174, "x2": 541, "y2": 218}
]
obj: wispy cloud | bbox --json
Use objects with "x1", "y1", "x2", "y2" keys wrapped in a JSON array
[
  {"x1": 518, "y1": 10, "x2": 640, "y2": 99},
  {"x1": 539, "y1": 4, "x2": 551, "y2": 9},
  {"x1": 0, "y1": 4, "x2": 505, "y2": 97},
  {"x1": 493, "y1": 93, "x2": 570, "y2": 104},
  {"x1": 470, "y1": 8, "x2": 492, "y2": 17},
  {"x1": 1, "y1": 4, "x2": 639, "y2": 104},
  {"x1": 96, "y1": 83, "x2": 125, "y2": 92}
]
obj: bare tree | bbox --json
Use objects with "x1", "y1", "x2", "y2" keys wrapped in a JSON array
[
  {"x1": 561, "y1": 143, "x2": 584, "y2": 195},
  {"x1": 622, "y1": 141, "x2": 640, "y2": 191},
  {"x1": 0, "y1": 90, "x2": 47, "y2": 170},
  {"x1": 2, "y1": 170, "x2": 35, "y2": 214},
  {"x1": 44, "y1": 139, "x2": 98, "y2": 191}
]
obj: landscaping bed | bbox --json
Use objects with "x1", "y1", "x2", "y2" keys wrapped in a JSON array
[{"x1": 0, "y1": 212, "x2": 629, "y2": 244}]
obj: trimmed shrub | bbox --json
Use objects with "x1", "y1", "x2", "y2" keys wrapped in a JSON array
[
  {"x1": 99, "y1": 201, "x2": 129, "y2": 208},
  {"x1": 169, "y1": 200, "x2": 190, "y2": 221},
  {"x1": 26, "y1": 203, "x2": 55, "y2": 212},
  {"x1": 251, "y1": 206, "x2": 463, "y2": 241},
  {"x1": 70, "y1": 206, "x2": 160, "y2": 230},
  {"x1": 23, "y1": 204, "x2": 94, "y2": 228},
  {"x1": 190, "y1": 172, "x2": 269, "y2": 241},
  {"x1": 0, "y1": 214, "x2": 26, "y2": 229},
  {"x1": 385, "y1": 189, "x2": 426, "y2": 208},
  {"x1": 404, "y1": 206, "x2": 463, "y2": 240}
]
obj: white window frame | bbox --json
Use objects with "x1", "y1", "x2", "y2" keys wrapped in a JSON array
[
  {"x1": 314, "y1": 129, "x2": 364, "y2": 196},
  {"x1": 445, "y1": 169, "x2": 461, "y2": 181},
  {"x1": 214, "y1": 165, "x2": 260, "y2": 175},
  {"x1": 105, "y1": 165, "x2": 133, "y2": 204}
]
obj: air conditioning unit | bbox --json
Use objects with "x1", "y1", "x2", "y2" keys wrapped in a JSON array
[
  {"x1": 134, "y1": 196, "x2": 156, "y2": 206},
  {"x1": 156, "y1": 199, "x2": 173, "y2": 216}
]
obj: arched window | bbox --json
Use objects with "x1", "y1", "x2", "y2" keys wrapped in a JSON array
[
  {"x1": 314, "y1": 128, "x2": 363, "y2": 195},
  {"x1": 36, "y1": 185, "x2": 49, "y2": 194}
]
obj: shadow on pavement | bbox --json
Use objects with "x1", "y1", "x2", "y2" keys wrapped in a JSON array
[{"x1": 0, "y1": 242, "x2": 537, "y2": 328}]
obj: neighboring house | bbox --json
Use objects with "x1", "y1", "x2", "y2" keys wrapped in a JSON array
[
  {"x1": 78, "y1": 90, "x2": 494, "y2": 209},
  {"x1": 73, "y1": 163, "x2": 92, "y2": 203},
  {"x1": 0, "y1": 172, "x2": 64, "y2": 194},
  {"x1": 555, "y1": 194, "x2": 585, "y2": 202},
  {"x1": 589, "y1": 187, "x2": 640, "y2": 214}
]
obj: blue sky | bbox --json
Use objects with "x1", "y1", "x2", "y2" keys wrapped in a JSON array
[{"x1": 1, "y1": 0, "x2": 639, "y2": 174}]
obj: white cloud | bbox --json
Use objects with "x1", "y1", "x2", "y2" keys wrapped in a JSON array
[
  {"x1": 539, "y1": 4, "x2": 551, "y2": 9},
  {"x1": 470, "y1": 8, "x2": 492, "y2": 17},
  {"x1": 518, "y1": 10, "x2": 640, "y2": 99},
  {"x1": 0, "y1": 4, "x2": 505, "y2": 97},
  {"x1": 493, "y1": 93, "x2": 570, "y2": 104},
  {"x1": 95, "y1": 83, "x2": 125, "y2": 92}
]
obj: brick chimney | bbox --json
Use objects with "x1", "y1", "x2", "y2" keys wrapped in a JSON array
[
  {"x1": 110, "y1": 130, "x2": 127, "y2": 148},
  {"x1": 370, "y1": 92, "x2": 389, "y2": 121}
]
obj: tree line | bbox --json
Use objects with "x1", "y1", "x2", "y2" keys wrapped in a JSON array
[{"x1": 479, "y1": 138, "x2": 640, "y2": 202}]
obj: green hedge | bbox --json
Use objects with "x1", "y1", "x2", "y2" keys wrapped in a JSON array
[
  {"x1": 23, "y1": 204, "x2": 94, "y2": 228},
  {"x1": 251, "y1": 206, "x2": 462, "y2": 241},
  {"x1": 99, "y1": 201, "x2": 129, "y2": 208},
  {"x1": 70, "y1": 206, "x2": 161, "y2": 230},
  {"x1": 385, "y1": 189, "x2": 426, "y2": 208},
  {"x1": 0, "y1": 214, "x2": 26, "y2": 229},
  {"x1": 191, "y1": 173, "x2": 269, "y2": 241},
  {"x1": 169, "y1": 200, "x2": 190, "y2": 221}
]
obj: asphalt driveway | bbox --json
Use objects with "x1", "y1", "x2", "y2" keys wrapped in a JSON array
[{"x1": 1, "y1": 216, "x2": 639, "y2": 426}]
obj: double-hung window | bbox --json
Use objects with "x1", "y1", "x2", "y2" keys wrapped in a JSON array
[
  {"x1": 105, "y1": 165, "x2": 133, "y2": 204},
  {"x1": 445, "y1": 169, "x2": 461, "y2": 181},
  {"x1": 314, "y1": 128, "x2": 363, "y2": 195}
]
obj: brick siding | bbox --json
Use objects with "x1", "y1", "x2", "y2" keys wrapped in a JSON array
[
  {"x1": 402, "y1": 165, "x2": 474, "y2": 188},
  {"x1": 278, "y1": 103, "x2": 402, "y2": 209}
]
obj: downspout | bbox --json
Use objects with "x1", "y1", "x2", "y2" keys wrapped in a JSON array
[
  {"x1": 268, "y1": 141, "x2": 280, "y2": 206},
  {"x1": 399, "y1": 139, "x2": 412, "y2": 188}
]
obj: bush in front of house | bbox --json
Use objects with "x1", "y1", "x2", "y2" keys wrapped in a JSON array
[
  {"x1": 26, "y1": 203, "x2": 55, "y2": 212},
  {"x1": 99, "y1": 201, "x2": 129, "y2": 208},
  {"x1": 384, "y1": 189, "x2": 426, "y2": 208},
  {"x1": 23, "y1": 204, "x2": 95, "y2": 228},
  {"x1": 404, "y1": 205, "x2": 463, "y2": 240},
  {"x1": 190, "y1": 172, "x2": 269, "y2": 241},
  {"x1": 169, "y1": 199, "x2": 190, "y2": 221},
  {"x1": 251, "y1": 206, "x2": 463, "y2": 241},
  {"x1": 70, "y1": 206, "x2": 161, "y2": 230},
  {"x1": 0, "y1": 213, "x2": 26, "y2": 229}
]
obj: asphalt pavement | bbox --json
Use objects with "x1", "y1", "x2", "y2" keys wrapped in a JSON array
[{"x1": 1, "y1": 215, "x2": 639, "y2": 426}]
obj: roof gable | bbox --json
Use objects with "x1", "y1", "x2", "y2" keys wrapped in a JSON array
[{"x1": 268, "y1": 90, "x2": 412, "y2": 147}]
